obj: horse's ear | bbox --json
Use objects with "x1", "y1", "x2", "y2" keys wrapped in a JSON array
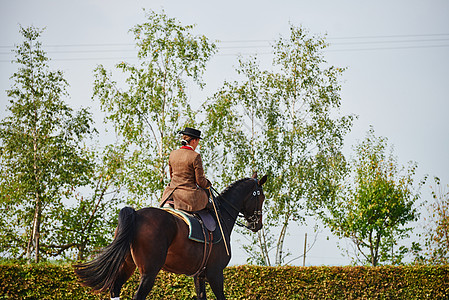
[
  {"x1": 252, "y1": 172, "x2": 258, "y2": 179},
  {"x1": 258, "y1": 175, "x2": 267, "y2": 186}
]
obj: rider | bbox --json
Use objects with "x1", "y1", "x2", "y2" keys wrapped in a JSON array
[{"x1": 160, "y1": 127, "x2": 211, "y2": 212}]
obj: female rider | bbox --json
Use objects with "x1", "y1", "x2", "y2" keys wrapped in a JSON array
[{"x1": 160, "y1": 127, "x2": 211, "y2": 212}]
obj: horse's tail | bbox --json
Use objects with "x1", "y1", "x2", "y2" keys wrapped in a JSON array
[{"x1": 74, "y1": 206, "x2": 136, "y2": 292}]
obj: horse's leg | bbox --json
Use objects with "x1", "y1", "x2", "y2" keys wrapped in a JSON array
[
  {"x1": 132, "y1": 248, "x2": 167, "y2": 300},
  {"x1": 132, "y1": 210, "x2": 177, "y2": 300},
  {"x1": 133, "y1": 269, "x2": 160, "y2": 300},
  {"x1": 194, "y1": 274, "x2": 207, "y2": 300},
  {"x1": 110, "y1": 254, "x2": 136, "y2": 299},
  {"x1": 207, "y1": 271, "x2": 226, "y2": 300}
]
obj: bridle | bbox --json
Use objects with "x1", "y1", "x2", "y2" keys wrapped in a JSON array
[
  {"x1": 239, "y1": 186, "x2": 263, "y2": 230},
  {"x1": 211, "y1": 180, "x2": 263, "y2": 231}
]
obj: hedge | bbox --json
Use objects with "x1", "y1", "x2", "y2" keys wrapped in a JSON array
[{"x1": 1, "y1": 263, "x2": 448, "y2": 299}]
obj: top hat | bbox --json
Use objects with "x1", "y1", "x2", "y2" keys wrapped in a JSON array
[{"x1": 179, "y1": 127, "x2": 202, "y2": 139}]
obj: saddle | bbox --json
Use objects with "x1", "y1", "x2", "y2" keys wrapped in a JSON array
[{"x1": 162, "y1": 207, "x2": 222, "y2": 244}]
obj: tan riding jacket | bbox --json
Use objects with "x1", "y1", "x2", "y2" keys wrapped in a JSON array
[{"x1": 160, "y1": 147, "x2": 211, "y2": 212}]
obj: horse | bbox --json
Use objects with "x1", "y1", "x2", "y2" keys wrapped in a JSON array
[{"x1": 74, "y1": 172, "x2": 267, "y2": 300}]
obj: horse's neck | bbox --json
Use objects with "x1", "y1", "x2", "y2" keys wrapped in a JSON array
[
  {"x1": 218, "y1": 179, "x2": 253, "y2": 234},
  {"x1": 218, "y1": 201, "x2": 239, "y2": 236}
]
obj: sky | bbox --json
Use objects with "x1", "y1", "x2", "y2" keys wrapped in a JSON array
[{"x1": 1, "y1": 0, "x2": 448, "y2": 266}]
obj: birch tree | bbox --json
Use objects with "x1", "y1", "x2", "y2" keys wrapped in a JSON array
[
  {"x1": 203, "y1": 25, "x2": 353, "y2": 265},
  {"x1": 93, "y1": 10, "x2": 217, "y2": 206},
  {"x1": 0, "y1": 26, "x2": 95, "y2": 262}
]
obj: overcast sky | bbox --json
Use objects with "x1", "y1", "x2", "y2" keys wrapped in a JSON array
[{"x1": 1, "y1": 0, "x2": 448, "y2": 266}]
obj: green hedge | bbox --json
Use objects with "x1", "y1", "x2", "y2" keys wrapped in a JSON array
[{"x1": 1, "y1": 263, "x2": 448, "y2": 299}]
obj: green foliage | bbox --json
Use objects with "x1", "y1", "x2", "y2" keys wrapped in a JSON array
[
  {"x1": 93, "y1": 9, "x2": 217, "y2": 207},
  {"x1": 0, "y1": 26, "x2": 96, "y2": 262},
  {"x1": 42, "y1": 145, "x2": 125, "y2": 261},
  {"x1": 0, "y1": 263, "x2": 98, "y2": 299},
  {"x1": 203, "y1": 25, "x2": 353, "y2": 266},
  {"x1": 321, "y1": 127, "x2": 422, "y2": 266},
  {"x1": 417, "y1": 177, "x2": 449, "y2": 264},
  {"x1": 1, "y1": 263, "x2": 448, "y2": 299}
]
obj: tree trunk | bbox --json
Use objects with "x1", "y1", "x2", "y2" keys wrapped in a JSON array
[
  {"x1": 26, "y1": 226, "x2": 33, "y2": 262},
  {"x1": 275, "y1": 212, "x2": 290, "y2": 265},
  {"x1": 32, "y1": 201, "x2": 41, "y2": 263},
  {"x1": 30, "y1": 34, "x2": 41, "y2": 264},
  {"x1": 257, "y1": 228, "x2": 271, "y2": 266}
]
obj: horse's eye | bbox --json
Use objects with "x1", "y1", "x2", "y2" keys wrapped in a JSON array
[
  {"x1": 257, "y1": 191, "x2": 260, "y2": 195},
  {"x1": 253, "y1": 191, "x2": 256, "y2": 196}
]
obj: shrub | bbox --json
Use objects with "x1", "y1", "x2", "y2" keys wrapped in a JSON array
[{"x1": 1, "y1": 262, "x2": 448, "y2": 299}]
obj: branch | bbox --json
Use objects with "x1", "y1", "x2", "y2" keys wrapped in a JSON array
[
  {"x1": 284, "y1": 230, "x2": 319, "y2": 265},
  {"x1": 352, "y1": 235, "x2": 370, "y2": 263},
  {"x1": 43, "y1": 242, "x2": 78, "y2": 257}
]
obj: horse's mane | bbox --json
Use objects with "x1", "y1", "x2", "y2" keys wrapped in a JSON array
[{"x1": 218, "y1": 177, "x2": 255, "y2": 199}]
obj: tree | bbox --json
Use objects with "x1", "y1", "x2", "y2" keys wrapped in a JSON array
[
  {"x1": 43, "y1": 145, "x2": 125, "y2": 261},
  {"x1": 417, "y1": 177, "x2": 449, "y2": 264},
  {"x1": 321, "y1": 128, "x2": 422, "y2": 266},
  {"x1": 203, "y1": 25, "x2": 353, "y2": 265},
  {"x1": 93, "y1": 9, "x2": 217, "y2": 207},
  {"x1": 0, "y1": 26, "x2": 96, "y2": 262}
]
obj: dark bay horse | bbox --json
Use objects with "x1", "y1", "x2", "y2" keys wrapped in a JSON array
[{"x1": 74, "y1": 173, "x2": 267, "y2": 300}]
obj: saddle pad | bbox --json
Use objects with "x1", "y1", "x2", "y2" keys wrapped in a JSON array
[{"x1": 162, "y1": 207, "x2": 222, "y2": 244}]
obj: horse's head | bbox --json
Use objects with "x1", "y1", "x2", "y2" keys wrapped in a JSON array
[{"x1": 241, "y1": 172, "x2": 268, "y2": 232}]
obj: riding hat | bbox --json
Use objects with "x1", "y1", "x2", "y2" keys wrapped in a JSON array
[{"x1": 179, "y1": 127, "x2": 202, "y2": 139}]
